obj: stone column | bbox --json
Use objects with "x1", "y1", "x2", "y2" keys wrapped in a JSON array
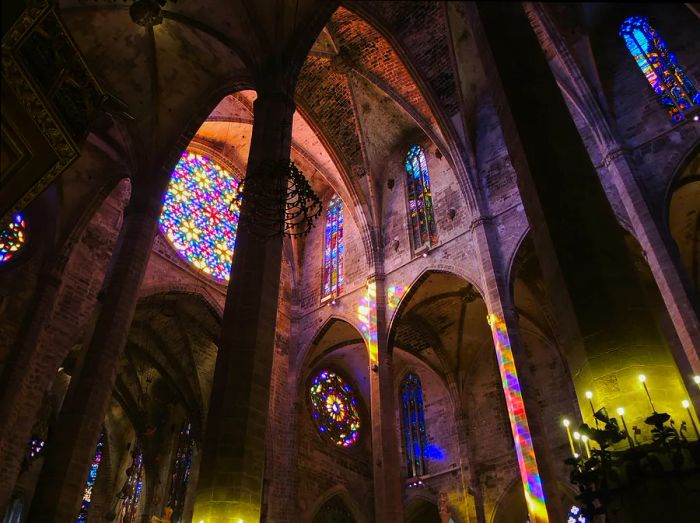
[
  {"x1": 473, "y1": 1, "x2": 690, "y2": 441},
  {"x1": 192, "y1": 90, "x2": 295, "y2": 523},
  {"x1": 27, "y1": 184, "x2": 166, "y2": 522},
  {"x1": 472, "y1": 220, "x2": 566, "y2": 523},
  {"x1": 365, "y1": 275, "x2": 404, "y2": 522},
  {"x1": 0, "y1": 264, "x2": 64, "y2": 509}
]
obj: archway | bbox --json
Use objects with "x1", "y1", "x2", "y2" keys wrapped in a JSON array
[
  {"x1": 491, "y1": 481, "x2": 528, "y2": 523},
  {"x1": 405, "y1": 498, "x2": 442, "y2": 523},
  {"x1": 311, "y1": 495, "x2": 357, "y2": 523},
  {"x1": 668, "y1": 146, "x2": 699, "y2": 292}
]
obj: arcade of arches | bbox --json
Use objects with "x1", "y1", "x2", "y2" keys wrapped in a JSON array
[{"x1": 1, "y1": 2, "x2": 699, "y2": 523}]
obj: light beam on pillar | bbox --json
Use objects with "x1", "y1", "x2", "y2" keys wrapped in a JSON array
[
  {"x1": 358, "y1": 281, "x2": 379, "y2": 365},
  {"x1": 487, "y1": 313, "x2": 548, "y2": 522}
]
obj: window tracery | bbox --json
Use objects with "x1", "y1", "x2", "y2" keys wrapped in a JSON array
[
  {"x1": 322, "y1": 195, "x2": 344, "y2": 301},
  {"x1": 0, "y1": 213, "x2": 27, "y2": 264},
  {"x1": 160, "y1": 152, "x2": 241, "y2": 281},
  {"x1": 405, "y1": 146, "x2": 438, "y2": 251},
  {"x1": 401, "y1": 372, "x2": 428, "y2": 477},
  {"x1": 117, "y1": 448, "x2": 144, "y2": 523},
  {"x1": 620, "y1": 16, "x2": 700, "y2": 122},
  {"x1": 308, "y1": 370, "x2": 361, "y2": 447},
  {"x1": 166, "y1": 422, "x2": 194, "y2": 521},
  {"x1": 77, "y1": 432, "x2": 105, "y2": 523}
]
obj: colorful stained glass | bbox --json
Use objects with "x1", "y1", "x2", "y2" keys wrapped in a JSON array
[
  {"x1": 405, "y1": 146, "x2": 438, "y2": 251},
  {"x1": 322, "y1": 195, "x2": 344, "y2": 301},
  {"x1": 117, "y1": 448, "x2": 144, "y2": 523},
  {"x1": 0, "y1": 213, "x2": 27, "y2": 264},
  {"x1": 401, "y1": 373, "x2": 428, "y2": 477},
  {"x1": 166, "y1": 422, "x2": 194, "y2": 522},
  {"x1": 620, "y1": 16, "x2": 700, "y2": 122},
  {"x1": 77, "y1": 432, "x2": 105, "y2": 523},
  {"x1": 309, "y1": 370, "x2": 361, "y2": 447},
  {"x1": 160, "y1": 152, "x2": 241, "y2": 281}
]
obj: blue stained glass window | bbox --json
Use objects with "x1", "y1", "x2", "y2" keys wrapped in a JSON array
[
  {"x1": 405, "y1": 146, "x2": 438, "y2": 251},
  {"x1": 322, "y1": 195, "x2": 344, "y2": 301},
  {"x1": 620, "y1": 16, "x2": 700, "y2": 122},
  {"x1": 117, "y1": 448, "x2": 144, "y2": 523},
  {"x1": 77, "y1": 432, "x2": 105, "y2": 522},
  {"x1": 167, "y1": 422, "x2": 194, "y2": 522},
  {"x1": 401, "y1": 373, "x2": 428, "y2": 477}
]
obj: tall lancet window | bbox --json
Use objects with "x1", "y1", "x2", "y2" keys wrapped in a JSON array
[
  {"x1": 401, "y1": 373, "x2": 428, "y2": 478},
  {"x1": 77, "y1": 432, "x2": 105, "y2": 523},
  {"x1": 405, "y1": 146, "x2": 438, "y2": 252},
  {"x1": 167, "y1": 422, "x2": 194, "y2": 522},
  {"x1": 619, "y1": 16, "x2": 700, "y2": 122},
  {"x1": 322, "y1": 195, "x2": 344, "y2": 301}
]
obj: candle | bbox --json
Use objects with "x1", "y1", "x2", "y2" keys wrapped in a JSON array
[
  {"x1": 573, "y1": 431, "x2": 584, "y2": 457},
  {"x1": 694, "y1": 375, "x2": 700, "y2": 386},
  {"x1": 682, "y1": 400, "x2": 700, "y2": 440},
  {"x1": 585, "y1": 390, "x2": 599, "y2": 427},
  {"x1": 581, "y1": 435, "x2": 592, "y2": 458},
  {"x1": 617, "y1": 407, "x2": 634, "y2": 448},
  {"x1": 639, "y1": 374, "x2": 656, "y2": 412},
  {"x1": 563, "y1": 418, "x2": 576, "y2": 457}
]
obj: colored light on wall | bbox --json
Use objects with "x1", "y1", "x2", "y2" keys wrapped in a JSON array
[
  {"x1": 358, "y1": 281, "x2": 378, "y2": 364},
  {"x1": 620, "y1": 16, "x2": 700, "y2": 122},
  {"x1": 160, "y1": 152, "x2": 241, "y2": 281},
  {"x1": 77, "y1": 432, "x2": 105, "y2": 523},
  {"x1": 487, "y1": 313, "x2": 548, "y2": 522},
  {"x1": 0, "y1": 213, "x2": 27, "y2": 264},
  {"x1": 387, "y1": 285, "x2": 406, "y2": 311},
  {"x1": 308, "y1": 370, "x2": 361, "y2": 447}
]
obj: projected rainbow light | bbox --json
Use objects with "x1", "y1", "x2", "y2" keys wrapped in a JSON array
[
  {"x1": 358, "y1": 281, "x2": 378, "y2": 365},
  {"x1": 487, "y1": 313, "x2": 548, "y2": 522}
]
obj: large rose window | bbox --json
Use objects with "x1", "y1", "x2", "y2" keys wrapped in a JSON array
[
  {"x1": 160, "y1": 152, "x2": 240, "y2": 281},
  {"x1": 309, "y1": 370, "x2": 361, "y2": 447}
]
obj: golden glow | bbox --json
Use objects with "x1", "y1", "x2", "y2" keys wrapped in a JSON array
[
  {"x1": 585, "y1": 390, "x2": 593, "y2": 399},
  {"x1": 617, "y1": 407, "x2": 624, "y2": 416},
  {"x1": 694, "y1": 375, "x2": 700, "y2": 385},
  {"x1": 573, "y1": 431, "x2": 581, "y2": 440},
  {"x1": 682, "y1": 400, "x2": 690, "y2": 409},
  {"x1": 562, "y1": 418, "x2": 570, "y2": 427},
  {"x1": 638, "y1": 374, "x2": 646, "y2": 383}
]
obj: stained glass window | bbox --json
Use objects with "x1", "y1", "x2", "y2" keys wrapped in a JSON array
[
  {"x1": 160, "y1": 152, "x2": 241, "y2": 281},
  {"x1": 401, "y1": 373, "x2": 427, "y2": 477},
  {"x1": 0, "y1": 213, "x2": 27, "y2": 264},
  {"x1": 405, "y1": 146, "x2": 438, "y2": 251},
  {"x1": 322, "y1": 195, "x2": 344, "y2": 301},
  {"x1": 117, "y1": 448, "x2": 144, "y2": 523},
  {"x1": 166, "y1": 422, "x2": 194, "y2": 522},
  {"x1": 309, "y1": 370, "x2": 361, "y2": 447},
  {"x1": 77, "y1": 432, "x2": 105, "y2": 523},
  {"x1": 620, "y1": 16, "x2": 700, "y2": 122}
]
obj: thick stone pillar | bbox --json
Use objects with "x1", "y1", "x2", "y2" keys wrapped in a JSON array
[
  {"x1": 192, "y1": 90, "x2": 295, "y2": 523},
  {"x1": 472, "y1": 220, "x2": 566, "y2": 523},
  {"x1": 0, "y1": 265, "x2": 63, "y2": 509},
  {"x1": 473, "y1": 2, "x2": 690, "y2": 436},
  {"x1": 365, "y1": 276, "x2": 403, "y2": 522},
  {"x1": 27, "y1": 185, "x2": 165, "y2": 522}
]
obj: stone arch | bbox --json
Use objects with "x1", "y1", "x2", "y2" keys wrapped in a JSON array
[
  {"x1": 387, "y1": 266, "x2": 483, "y2": 336},
  {"x1": 405, "y1": 496, "x2": 442, "y2": 523},
  {"x1": 489, "y1": 477, "x2": 527, "y2": 523},
  {"x1": 664, "y1": 142, "x2": 700, "y2": 291},
  {"x1": 137, "y1": 285, "x2": 224, "y2": 319},
  {"x1": 294, "y1": 314, "x2": 368, "y2": 379},
  {"x1": 306, "y1": 486, "x2": 366, "y2": 523}
]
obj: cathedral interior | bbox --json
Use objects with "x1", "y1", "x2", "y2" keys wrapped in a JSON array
[{"x1": 1, "y1": 1, "x2": 700, "y2": 522}]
